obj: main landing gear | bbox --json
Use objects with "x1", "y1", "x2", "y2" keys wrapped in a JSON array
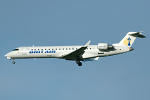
[{"x1": 76, "y1": 61, "x2": 82, "y2": 66}]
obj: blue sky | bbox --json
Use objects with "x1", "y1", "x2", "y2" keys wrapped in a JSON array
[{"x1": 0, "y1": 0, "x2": 150, "y2": 100}]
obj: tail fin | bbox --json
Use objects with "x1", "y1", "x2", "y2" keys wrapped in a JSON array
[{"x1": 119, "y1": 32, "x2": 146, "y2": 47}]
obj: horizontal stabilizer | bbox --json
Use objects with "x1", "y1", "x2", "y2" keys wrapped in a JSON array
[{"x1": 128, "y1": 32, "x2": 146, "y2": 38}]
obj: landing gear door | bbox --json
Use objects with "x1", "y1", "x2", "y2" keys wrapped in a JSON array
[{"x1": 22, "y1": 47, "x2": 27, "y2": 55}]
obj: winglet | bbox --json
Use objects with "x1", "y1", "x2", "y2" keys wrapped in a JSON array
[{"x1": 84, "y1": 40, "x2": 91, "y2": 47}]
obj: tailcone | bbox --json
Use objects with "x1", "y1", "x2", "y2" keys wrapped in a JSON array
[{"x1": 129, "y1": 47, "x2": 134, "y2": 51}]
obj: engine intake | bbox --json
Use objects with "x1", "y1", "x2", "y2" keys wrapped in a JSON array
[{"x1": 97, "y1": 43, "x2": 112, "y2": 50}]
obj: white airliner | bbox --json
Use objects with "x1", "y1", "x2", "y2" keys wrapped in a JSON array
[{"x1": 5, "y1": 32, "x2": 145, "y2": 66}]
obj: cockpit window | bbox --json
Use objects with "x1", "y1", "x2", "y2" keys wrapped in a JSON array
[{"x1": 12, "y1": 49, "x2": 19, "y2": 51}]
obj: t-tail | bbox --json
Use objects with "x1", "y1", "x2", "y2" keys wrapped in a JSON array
[{"x1": 118, "y1": 31, "x2": 146, "y2": 47}]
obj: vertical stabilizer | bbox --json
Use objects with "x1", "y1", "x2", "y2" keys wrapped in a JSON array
[{"x1": 119, "y1": 32, "x2": 145, "y2": 47}]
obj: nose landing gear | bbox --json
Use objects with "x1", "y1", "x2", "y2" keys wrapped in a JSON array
[
  {"x1": 12, "y1": 61, "x2": 15, "y2": 64},
  {"x1": 12, "y1": 59, "x2": 15, "y2": 64}
]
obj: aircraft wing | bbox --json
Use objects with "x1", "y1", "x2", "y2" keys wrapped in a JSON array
[{"x1": 63, "y1": 41, "x2": 91, "y2": 61}]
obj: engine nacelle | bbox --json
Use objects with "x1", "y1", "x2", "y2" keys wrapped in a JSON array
[{"x1": 97, "y1": 43, "x2": 109, "y2": 50}]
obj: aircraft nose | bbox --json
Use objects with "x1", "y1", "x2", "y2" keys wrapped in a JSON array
[
  {"x1": 5, "y1": 53, "x2": 9, "y2": 57},
  {"x1": 5, "y1": 52, "x2": 12, "y2": 59},
  {"x1": 5, "y1": 54, "x2": 7, "y2": 57}
]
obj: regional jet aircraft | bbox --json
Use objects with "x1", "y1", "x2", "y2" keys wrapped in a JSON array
[{"x1": 5, "y1": 32, "x2": 145, "y2": 66}]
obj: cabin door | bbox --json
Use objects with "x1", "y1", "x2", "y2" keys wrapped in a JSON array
[{"x1": 22, "y1": 47, "x2": 27, "y2": 55}]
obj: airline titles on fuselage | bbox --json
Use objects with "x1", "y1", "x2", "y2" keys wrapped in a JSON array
[{"x1": 29, "y1": 50, "x2": 56, "y2": 54}]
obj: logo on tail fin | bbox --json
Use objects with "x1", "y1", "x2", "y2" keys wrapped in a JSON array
[{"x1": 123, "y1": 37, "x2": 131, "y2": 46}]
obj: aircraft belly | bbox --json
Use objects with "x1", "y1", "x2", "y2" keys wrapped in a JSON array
[{"x1": 82, "y1": 51, "x2": 98, "y2": 59}]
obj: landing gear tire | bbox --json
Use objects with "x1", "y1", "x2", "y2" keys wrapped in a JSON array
[
  {"x1": 78, "y1": 62, "x2": 82, "y2": 66},
  {"x1": 76, "y1": 61, "x2": 82, "y2": 66},
  {"x1": 12, "y1": 61, "x2": 15, "y2": 64}
]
